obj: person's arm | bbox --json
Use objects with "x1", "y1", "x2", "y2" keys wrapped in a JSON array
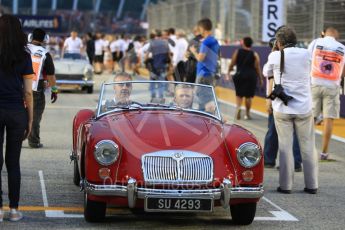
[
  {"x1": 189, "y1": 45, "x2": 206, "y2": 62},
  {"x1": 44, "y1": 53, "x2": 58, "y2": 103},
  {"x1": 254, "y1": 52, "x2": 264, "y2": 86},
  {"x1": 79, "y1": 38, "x2": 84, "y2": 54},
  {"x1": 23, "y1": 76, "x2": 33, "y2": 139},
  {"x1": 227, "y1": 50, "x2": 238, "y2": 74},
  {"x1": 266, "y1": 78, "x2": 274, "y2": 114},
  {"x1": 61, "y1": 39, "x2": 68, "y2": 57},
  {"x1": 262, "y1": 53, "x2": 275, "y2": 114}
]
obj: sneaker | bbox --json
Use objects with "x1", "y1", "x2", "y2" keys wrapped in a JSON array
[
  {"x1": 244, "y1": 114, "x2": 252, "y2": 120},
  {"x1": 29, "y1": 143, "x2": 43, "y2": 148},
  {"x1": 9, "y1": 209, "x2": 23, "y2": 222},
  {"x1": 320, "y1": 153, "x2": 329, "y2": 160}
]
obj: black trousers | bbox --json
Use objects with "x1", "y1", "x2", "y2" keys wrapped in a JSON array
[
  {"x1": 0, "y1": 108, "x2": 27, "y2": 208},
  {"x1": 28, "y1": 85, "x2": 46, "y2": 146}
]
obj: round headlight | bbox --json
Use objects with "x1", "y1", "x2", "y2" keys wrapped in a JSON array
[
  {"x1": 94, "y1": 140, "x2": 119, "y2": 166},
  {"x1": 236, "y1": 142, "x2": 261, "y2": 168}
]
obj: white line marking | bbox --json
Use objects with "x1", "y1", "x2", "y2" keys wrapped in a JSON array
[
  {"x1": 218, "y1": 99, "x2": 345, "y2": 143},
  {"x1": 45, "y1": 210, "x2": 83, "y2": 218},
  {"x1": 38, "y1": 170, "x2": 49, "y2": 207},
  {"x1": 254, "y1": 196, "x2": 298, "y2": 221},
  {"x1": 39, "y1": 170, "x2": 84, "y2": 218}
]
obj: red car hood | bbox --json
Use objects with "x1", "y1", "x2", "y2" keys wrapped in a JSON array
[
  {"x1": 88, "y1": 111, "x2": 244, "y2": 185},
  {"x1": 96, "y1": 110, "x2": 224, "y2": 153}
]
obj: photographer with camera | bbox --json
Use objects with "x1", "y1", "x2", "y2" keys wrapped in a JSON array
[
  {"x1": 263, "y1": 35, "x2": 302, "y2": 173},
  {"x1": 263, "y1": 26, "x2": 318, "y2": 194}
]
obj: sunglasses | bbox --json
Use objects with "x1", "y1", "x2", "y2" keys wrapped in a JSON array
[{"x1": 117, "y1": 83, "x2": 132, "y2": 87}]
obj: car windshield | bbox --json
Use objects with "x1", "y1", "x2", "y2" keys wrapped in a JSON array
[
  {"x1": 97, "y1": 81, "x2": 221, "y2": 120},
  {"x1": 62, "y1": 52, "x2": 87, "y2": 60}
]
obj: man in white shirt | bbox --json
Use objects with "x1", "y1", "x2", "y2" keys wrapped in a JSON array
[
  {"x1": 110, "y1": 35, "x2": 126, "y2": 72},
  {"x1": 172, "y1": 30, "x2": 188, "y2": 81},
  {"x1": 308, "y1": 27, "x2": 345, "y2": 160},
  {"x1": 62, "y1": 30, "x2": 83, "y2": 58},
  {"x1": 94, "y1": 33, "x2": 107, "y2": 74},
  {"x1": 263, "y1": 26, "x2": 318, "y2": 195}
]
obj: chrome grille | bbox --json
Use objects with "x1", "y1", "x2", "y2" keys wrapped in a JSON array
[{"x1": 142, "y1": 151, "x2": 213, "y2": 184}]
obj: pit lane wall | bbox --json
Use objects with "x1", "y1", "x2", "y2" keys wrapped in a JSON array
[{"x1": 219, "y1": 45, "x2": 345, "y2": 118}]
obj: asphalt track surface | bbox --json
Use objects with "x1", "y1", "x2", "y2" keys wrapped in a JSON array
[{"x1": 1, "y1": 73, "x2": 344, "y2": 229}]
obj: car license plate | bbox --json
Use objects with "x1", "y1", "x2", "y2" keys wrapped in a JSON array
[{"x1": 145, "y1": 197, "x2": 213, "y2": 212}]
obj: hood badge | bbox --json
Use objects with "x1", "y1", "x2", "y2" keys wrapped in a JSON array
[{"x1": 173, "y1": 152, "x2": 183, "y2": 159}]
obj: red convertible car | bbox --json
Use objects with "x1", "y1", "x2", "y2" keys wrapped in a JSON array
[{"x1": 71, "y1": 81, "x2": 264, "y2": 225}]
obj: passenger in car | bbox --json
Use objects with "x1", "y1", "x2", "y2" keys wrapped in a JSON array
[
  {"x1": 174, "y1": 84, "x2": 216, "y2": 114},
  {"x1": 174, "y1": 84, "x2": 194, "y2": 109}
]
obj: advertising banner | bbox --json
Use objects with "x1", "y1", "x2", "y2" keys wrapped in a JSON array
[
  {"x1": 17, "y1": 15, "x2": 62, "y2": 32},
  {"x1": 262, "y1": 0, "x2": 285, "y2": 42}
]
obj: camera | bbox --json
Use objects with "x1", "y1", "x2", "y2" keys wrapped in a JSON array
[
  {"x1": 268, "y1": 38, "x2": 278, "y2": 50},
  {"x1": 267, "y1": 84, "x2": 293, "y2": 106}
]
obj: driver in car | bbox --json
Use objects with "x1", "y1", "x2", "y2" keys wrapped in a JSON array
[{"x1": 102, "y1": 72, "x2": 133, "y2": 111}]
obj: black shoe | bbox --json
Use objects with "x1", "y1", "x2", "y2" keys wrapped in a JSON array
[
  {"x1": 264, "y1": 163, "x2": 275, "y2": 168},
  {"x1": 304, "y1": 188, "x2": 317, "y2": 194},
  {"x1": 295, "y1": 167, "x2": 302, "y2": 172},
  {"x1": 277, "y1": 187, "x2": 291, "y2": 194},
  {"x1": 29, "y1": 143, "x2": 43, "y2": 148}
]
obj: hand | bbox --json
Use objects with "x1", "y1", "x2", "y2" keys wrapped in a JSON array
[
  {"x1": 189, "y1": 45, "x2": 196, "y2": 54},
  {"x1": 23, "y1": 120, "x2": 32, "y2": 140},
  {"x1": 266, "y1": 99, "x2": 273, "y2": 114},
  {"x1": 224, "y1": 74, "x2": 231, "y2": 81},
  {"x1": 205, "y1": 101, "x2": 216, "y2": 114},
  {"x1": 51, "y1": 92, "x2": 58, "y2": 103}
]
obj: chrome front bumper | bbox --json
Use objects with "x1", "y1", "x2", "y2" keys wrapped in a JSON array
[
  {"x1": 83, "y1": 178, "x2": 264, "y2": 209},
  {"x1": 56, "y1": 80, "x2": 94, "y2": 86}
]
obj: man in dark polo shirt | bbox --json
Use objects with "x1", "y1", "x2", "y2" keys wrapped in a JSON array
[{"x1": 27, "y1": 28, "x2": 57, "y2": 148}]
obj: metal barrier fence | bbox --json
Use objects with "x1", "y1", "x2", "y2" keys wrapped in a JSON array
[{"x1": 147, "y1": 0, "x2": 345, "y2": 43}]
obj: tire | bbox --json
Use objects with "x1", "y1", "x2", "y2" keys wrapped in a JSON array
[
  {"x1": 230, "y1": 203, "x2": 257, "y2": 225},
  {"x1": 84, "y1": 192, "x2": 106, "y2": 222},
  {"x1": 86, "y1": 86, "x2": 93, "y2": 94},
  {"x1": 73, "y1": 160, "x2": 80, "y2": 186}
]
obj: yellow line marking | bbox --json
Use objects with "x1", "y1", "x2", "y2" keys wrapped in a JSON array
[
  {"x1": 2, "y1": 206, "x2": 83, "y2": 212},
  {"x1": 2, "y1": 206, "x2": 132, "y2": 213}
]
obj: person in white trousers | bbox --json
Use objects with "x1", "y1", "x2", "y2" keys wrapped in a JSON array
[{"x1": 263, "y1": 26, "x2": 318, "y2": 194}]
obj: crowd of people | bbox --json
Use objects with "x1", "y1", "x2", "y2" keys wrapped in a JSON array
[{"x1": 0, "y1": 12, "x2": 344, "y2": 222}]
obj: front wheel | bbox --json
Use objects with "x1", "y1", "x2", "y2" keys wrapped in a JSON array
[
  {"x1": 86, "y1": 86, "x2": 93, "y2": 94},
  {"x1": 84, "y1": 192, "x2": 106, "y2": 222},
  {"x1": 230, "y1": 203, "x2": 257, "y2": 225}
]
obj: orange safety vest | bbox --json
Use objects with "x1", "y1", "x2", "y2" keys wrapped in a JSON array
[
  {"x1": 311, "y1": 43, "x2": 345, "y2": 82},
  {"x1": 27, "y1": 44, "x2": 48, "y2": 91}
]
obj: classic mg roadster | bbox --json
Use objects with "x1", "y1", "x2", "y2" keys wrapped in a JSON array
[
  {"x1": 71, "y1": 81, "x2": 264, "y2": 225},
  {"x1": 55, "y1": 53, "x2": 94, "y2": 94}
]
